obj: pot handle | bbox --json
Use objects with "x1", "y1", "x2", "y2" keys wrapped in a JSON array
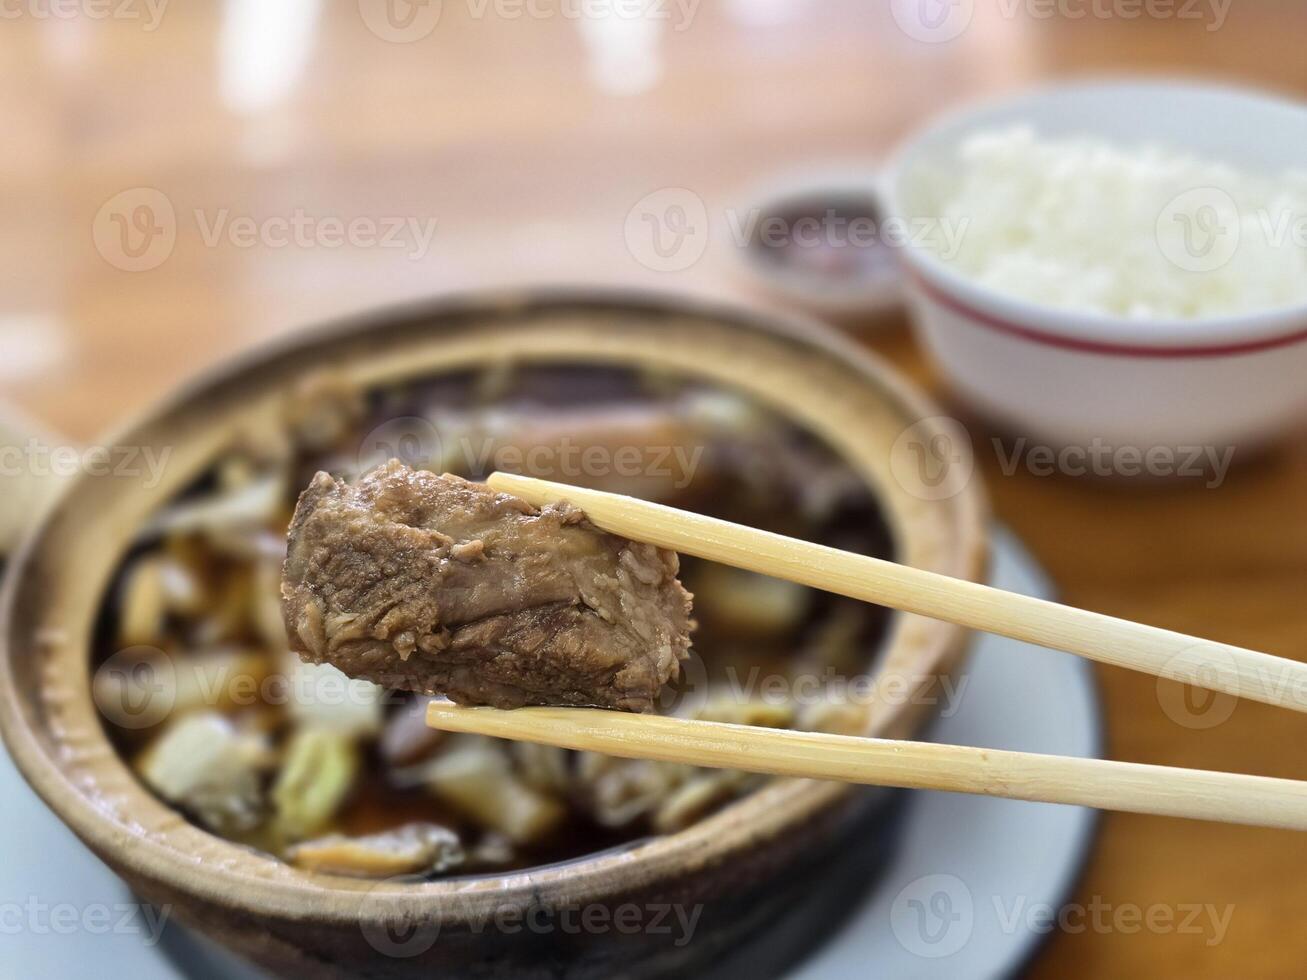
[{"x1": 0, "y1": 402, "x2": 71, "y2": 559}]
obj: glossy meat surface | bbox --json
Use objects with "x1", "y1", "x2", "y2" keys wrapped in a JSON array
[{"x1": 282, "y1": 461, "x2": 693, "y2": 711}]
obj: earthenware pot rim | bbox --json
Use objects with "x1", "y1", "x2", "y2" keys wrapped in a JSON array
[{"x1": 0, "y1": 285, "x2": 987, "y2": 924}]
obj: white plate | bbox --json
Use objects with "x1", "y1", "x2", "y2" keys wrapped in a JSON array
[
  {"x1": 791, "y1": 526, "x2": 1101, "y2": 979},
  {"x1": 0, "y1": 527, "x2": 1099, "y2": 979}
]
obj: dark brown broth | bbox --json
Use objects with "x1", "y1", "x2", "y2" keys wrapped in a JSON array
[{"x1": 93, "y1": 363, "x2": 895, "y2": 873}]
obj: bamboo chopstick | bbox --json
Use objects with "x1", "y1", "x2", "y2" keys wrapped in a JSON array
[
  {"x1": 486, "y1": 471, "x2": 1307, "y2": 715},
  {"x1": 427, "y1": 703, "x2": 1307, "y2": 831}
]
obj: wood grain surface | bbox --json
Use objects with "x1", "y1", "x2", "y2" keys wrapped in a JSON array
[{"x1": 2, "y1": 2, "x2": 1305, "y2": 976}]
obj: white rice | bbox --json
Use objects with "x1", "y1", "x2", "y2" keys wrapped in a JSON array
[{"x1": 918, "y1": 125, "x2": 1307, "y2": 319}]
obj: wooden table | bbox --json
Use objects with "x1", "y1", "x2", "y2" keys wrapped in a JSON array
[{"x1": 3, "y1": 3, "x2": 1306, "y2": 976}]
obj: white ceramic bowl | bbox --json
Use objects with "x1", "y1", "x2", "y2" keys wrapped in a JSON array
[{"x1": 884, "y1": 79, "x2": 1307, "y2": 451}]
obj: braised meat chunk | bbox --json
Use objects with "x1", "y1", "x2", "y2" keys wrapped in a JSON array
[{"x1": 281, "y1": 460, "x2": 693, "y2": 712}]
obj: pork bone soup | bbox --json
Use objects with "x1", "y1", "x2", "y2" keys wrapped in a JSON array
[{"x1": 92, "y1": 364, "x2": 894, "y2": 879}]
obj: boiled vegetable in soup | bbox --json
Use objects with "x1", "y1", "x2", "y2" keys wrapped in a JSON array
[{"x1": 92, "y1": 364, "x2": 892, "y2": 878}]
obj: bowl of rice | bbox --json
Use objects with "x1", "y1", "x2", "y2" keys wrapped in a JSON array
[{"x1": 884, "y1": 79, "x2": 1307, "y2": 454}]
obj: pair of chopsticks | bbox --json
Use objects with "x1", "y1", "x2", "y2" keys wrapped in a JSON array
[{"x1": 425, "y1": 472, "x2": 1307, "y2": 831}]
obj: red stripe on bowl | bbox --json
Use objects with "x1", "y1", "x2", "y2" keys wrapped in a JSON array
[{"x1": 912, "y1": 272, "x2": 1307, "y2": 359}]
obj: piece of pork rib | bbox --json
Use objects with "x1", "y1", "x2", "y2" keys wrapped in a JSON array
[{"x1": 281, "y1": 460, "x2": 694, "y2": 712}]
